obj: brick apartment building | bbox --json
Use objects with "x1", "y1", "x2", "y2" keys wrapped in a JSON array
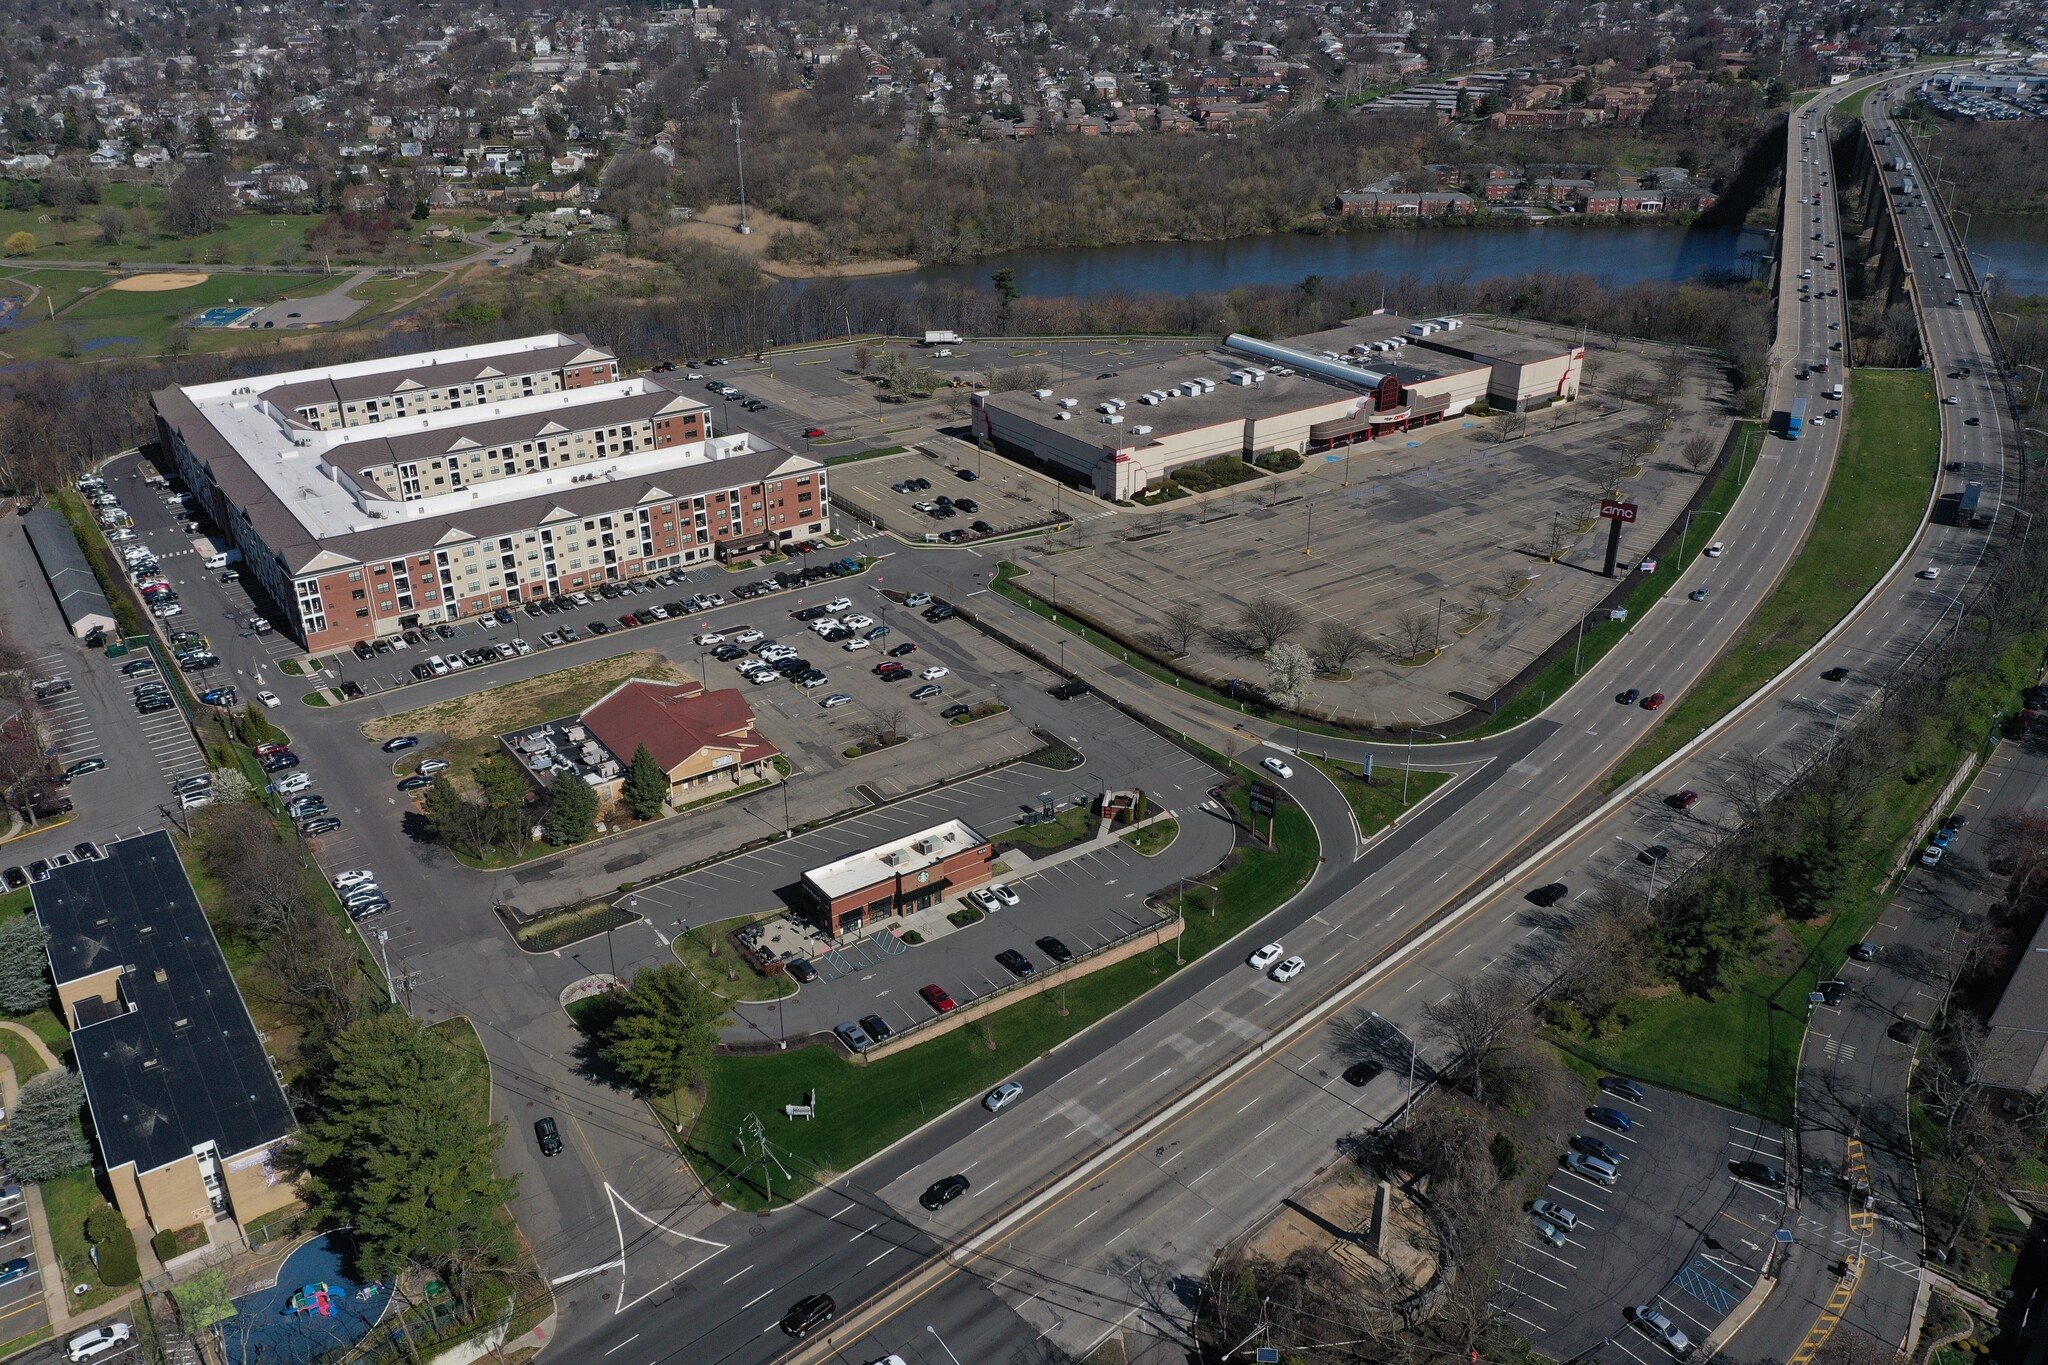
[{"x1": 150, "y1": 335, "x2": 832, "y2": 654}]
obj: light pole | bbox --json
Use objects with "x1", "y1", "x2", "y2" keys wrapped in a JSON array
[
  {"x1": 1613, "y1": 835, "x2": 1662, "y2": 908},
  {"x1": 1677, "y1": 508, "x2": 1722, "y2": 567},
  {"x1": 927, "y1": 1325, "x2": 964, "y2": 1365},
  {"x1": 1369, "y1": 1010, "x2": 1421, "y2": 1128},
  {"x1": 1401, "y1": 730, "x2": 1445, "y2": 806},
  {"x1": 1573, "y1": 609, "x2": 1604, "y2": 675},
  {"x1": 1432, "y1": 596, "x2": 1446, "y2": 654}
]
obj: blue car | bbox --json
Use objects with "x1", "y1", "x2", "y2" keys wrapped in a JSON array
[
  {"x1": 1587, "y1": 1106, "x2": 1636, "y2": 1133},
  {"x1": 200, "y1": 687, "x2": 237, "y2": 706},
  {"x1": 0, "y1": 1257, "x2": 30, "y2": 1284},
  {"x1": 1932, "y1": 827, "x2": 1956, "y2": 848}
]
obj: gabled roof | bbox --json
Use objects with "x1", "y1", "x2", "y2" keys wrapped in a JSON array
[{"x1": 580, "y1": 680, "x2": 781, "y2": 777}]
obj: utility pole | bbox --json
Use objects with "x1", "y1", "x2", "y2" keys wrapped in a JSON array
[
  {"x1": 730, "y1": 100, "x2": 750, "y2": 236},
  {"x1": 735, "y1": 1112, "x2": 791, "y2": 1203}
]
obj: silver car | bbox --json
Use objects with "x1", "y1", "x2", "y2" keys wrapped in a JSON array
[{"x1": 983, "y1": 1081, "x2": 1024, "y2": 1113}]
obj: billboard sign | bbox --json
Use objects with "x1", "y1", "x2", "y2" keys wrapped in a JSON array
[{"x1": 1599, "y1": 501, "x2": 1638, "y2": 523}]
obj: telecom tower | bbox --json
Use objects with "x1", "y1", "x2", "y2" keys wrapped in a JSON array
[{"x1": 731, "y1": 99, "x2": 750, "y2": 235}]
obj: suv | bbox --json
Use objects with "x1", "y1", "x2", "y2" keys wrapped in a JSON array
[{"x1": 65, "y1": 1324, "x2": 133, "y2": 1362}]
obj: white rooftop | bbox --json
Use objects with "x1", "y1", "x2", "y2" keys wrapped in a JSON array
[{"x1": 803, "y1": 820, "x2": 987, "y2": 901}]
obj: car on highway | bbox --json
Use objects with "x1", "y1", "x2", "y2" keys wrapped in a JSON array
[
  {"x1": 1587, "y1": 1105, "x2": 1636, "y2": 1133},
  {"x1": 983, "y1": 1081, "x2": 1024, "y2": 1113},
  {"x1": 919, "y1": 983, "x2": 958, "y2": 1014},
  {"x1": 1249, "y1": 943, "x2": 1284, "y2": 970},
  {"x1": 1637, "y1": 844, "x2": 1670, "y2": 864},
  {"x1": 1626, "y1": 1305, "x2": 1691, "y2": 1356},
  {"x1": 1822, "y1": 666, "x2": 1851, "y2": 682},
  {"x1": 1616, "y1": 688, "x2": 1641, "y2": 705},
  {"x1": 1269, "y1": 955, "x2": 1306, "y2": 982},
  {"x1": 920, "y1": 1174, "x2": 971, "y2": 1209},
  {"x1": 1341, "y1": 1060, "x2": 1384, "y2": 1087},
  {"x1": 1703, "y1": 542, "x2": 1724, "y2": 557},
  {"x1": 1670, "y1": 790, "x2": 1700, "y2": 811},
  {"x1": 1261, "y1": 756, "x2": 1294, "y2": 779},
  {"x1": 1640, "y1": 692, "x2": 1666, "y2": 709},
  {"x1": 1527, "y1": 883, "x2": 1569, "y2": 907},
  {"x1": 1688, "y1": 588, "x2": 1711, "y2": 602},
  {"x1": 1036, "y1": 935, "x2": 1073, "y2": 964},
  {"x1": 1917, "y1": 566, "x2": 1941, "y2": 580}
]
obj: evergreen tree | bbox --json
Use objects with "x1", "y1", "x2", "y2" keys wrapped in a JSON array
[
  {"x1": 296, "y1": 1013, "x2": 518, "y2": 1282},
  {"x1": 0, "y1": 914, "x2": 51, "y2": 1013},
  {"x1": 600, "y1": 964, "x2": 722, "y2": 1095},
  {"x1": 622, "y1": 743, "x2": 668, "y2": 821},
  {"x1": 0, "y1": 1069, "x2": 90, "y2": 1181},
  {"x1": 543, "y1": 773, "x2": 598, "y2": 845}
]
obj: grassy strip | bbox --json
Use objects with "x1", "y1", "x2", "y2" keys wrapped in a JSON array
[
  {"x1": 1609, "y1": 372, "x2": 1938, "y2": 786},
  {"x1": 1300, "y1": 757, "x2": 1452, "y2": 838},
  {"x1": 1566, "y1": 631, "x2": 2043, "y2": 1120},
  {"x1": 672, "y1": 915, "x2": 798, "y2": 1003},
  {"x1": 430, "y1": 1017, "x2": 492, "y2": 1128},
  {"x1": 824, "y1": 445, "x2": 909, "y2": 466},
  {"x1": 508, "y1": 901, "x2": 636, "y2": 953},
  {"x1": 686, "y1": 761, "x2": 1317, "y2": 1209},
  {"x1": 1122, "y1": 819, "x2": 1180, "y2": 856},
  {"x1": 0, "y1": 1031, "x2": 48, "y2": 1085},
  {"x1": 40, "y1": 1167, "x2": 130, "y2": 1311},
  {"x1": 994, "y1": 803, "x2": 1095, "y2": 849}
]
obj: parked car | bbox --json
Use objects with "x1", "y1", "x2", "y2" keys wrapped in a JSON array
[
  {"x1": 919, "y1": 983, "x2": 958, "y2": 1014},
  {"x1": 1036, "y1": 935, "x2": 1073, "y2": 964}
]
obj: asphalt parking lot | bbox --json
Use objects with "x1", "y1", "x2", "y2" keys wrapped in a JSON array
[
  {"x1": 1494, "y1": 1082, "x2": 1787, "y2": 1363},
  {"x1": 0, "y1": 1184, "x2": 48, "y2": 1348}
]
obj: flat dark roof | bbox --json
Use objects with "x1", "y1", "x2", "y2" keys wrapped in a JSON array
[{"x1": 36, "y1": 830, "x2": 295, "y2": 1173}]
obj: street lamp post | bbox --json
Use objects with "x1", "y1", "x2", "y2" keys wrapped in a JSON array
[
  {"x1": 927, "y1": 1325, "x2": 964, "y2": 1365},
  {"x1": 1433, "y1": 596, "x2": 1446, "y2": 654},
  {"x1": 1369, "y1": 1010, "x2": 1421, "y2": 1128},
  {"x1": 1401, "y1": 730, "x2": 1446, "y2": 806},
  {"x1": 1677, "y1": 508, "x2": 1722, "y2": 567},
  {"x1": 1614, "y1": 835, "x2": 1661, "y2": 908}
]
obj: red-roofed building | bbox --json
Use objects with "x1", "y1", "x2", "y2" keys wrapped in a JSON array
[{"x1": 578, "y1": 678, "x2": 781, "y2": 804}]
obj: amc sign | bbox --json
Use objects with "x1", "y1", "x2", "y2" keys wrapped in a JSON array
[{"x1": 1599, "y1": 501, "x2": 1639, "y2": 523}]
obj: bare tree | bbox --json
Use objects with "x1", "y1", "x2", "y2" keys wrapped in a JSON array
[
  {"x1": 1658, "y1": 352, "x2": 1690, "y2": 397},
  {"x1": 872, "y1": 705, "x2": 907, "y2": 747},
  {"x1": 1421, "y1": 974, "x2": 1528, "y2": 1105},
  {"x1": 1239, "y1": 595, "x2": 1304, "y2": 650},
  {"x1": 1717, "y1": 747, "x2": 1785, "y2": 828},
  {"x1": 1157, "y1": 601, "x2": 1206, "y2": 656},
  {"x1": 1680, "y1": 433, "x2": 1717, "y2": 472},
  {"x1": 1391, "y1": 609, "x2": 1435, "y2": 659},
  {"x1": 1542, "y1": 511, "x2": 1573, "y2": 562},
  {"x1": 1309, "y1": 620, "x2": 1368, "y2": 675},
  {"x1": 1490, "y1": 411, "x2": 1529, "y2": 444},
  {"x1": 1983, "y1": 806, "x2": 2048, "y2": 890}
]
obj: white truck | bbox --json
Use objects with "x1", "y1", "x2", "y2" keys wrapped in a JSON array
[{"x1": 922, "y1": 330, "x2": 962, "y2": 347}]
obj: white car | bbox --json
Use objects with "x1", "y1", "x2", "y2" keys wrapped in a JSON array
[
  {"x1": 65, "y1": 1323, "x2": 132, "y2": 1362},
  {"x1": 844, "y1": 614, "x2": 875, "y2": 629},
  {"x1": 269, "y1": 773, "x2": 312, "y2": 795},
  {"x1": 920, "y1": 665, "x2": 950, "y2": 681},
  {"x1": 825, "y1": 597, "x2": 853, "y2": 613},
  {"x1": 992, "y1": 883, "x2": 1020, "y2": 908},
  {"x1": 333, "y1": 869, "x2": 376, "y2": 888},
  {"x1": 820, "y1": 693, "x2": 854, "y2": 708},
  {"x1": 257, "y1": 691, "x2": 280, "y2": 708},
  {"x1": 810, "y1": 618, "x2": 842, "y2": 635},
  {"x1": 1703, "y1": 542, "x2": 1724, "y2": 558},
  {"x1": 734, "y1": 629, "x2": 764, "y2": 644},
  {"x1": 969, "y1": 887, "x2": 1000, "y2": 912},
  {"x1": 511, "y1": 638, "x2": 533, "y2": 655},
  {"x1": 694, "y1": 632, "x2": 725, "y2": 645},
  {"x1": 759, "y1": 645, "x2": 796, "y2": 662},
  {"x1": 1261, "y1": 756, "x2": 1294, "y2": 780},
  {"x1": 843, "y1": 638, "x2": 872, "y2": 651},
  {"x1": 983, "y1": 1081, "x2": 1024, "y2": 1113},
  {"x1": 905, "y1": 592, "x2": 933, "y2": 607},
  {"x1": 1917, "y1": 566, "x2": 1941, "y2": 580},
  {"x1": 1248, "y1": 943, "x2": 1284, "y2": 971},
  {"x1": 1269, "y1": 955, "x2": 1306, "y2": 983}
]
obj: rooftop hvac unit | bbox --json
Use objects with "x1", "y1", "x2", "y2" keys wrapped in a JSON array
[
  {"x1": 1057, "y1": 398, "x2": 1079, "y2": 408},
  {"x1": 1103, "y1": 414, "x2": 1124, "y2": 424},
  {"x1": 1032, "y1": 388, "x2": 1054, "y2": 398},
  {"x1": 565, "y1": 725, "x2": 586, "y2": 742},
  {"x1": 1228, "y1": 372, "x2": 1253, "y2": 385},
  {"x1": 1129, "y1": 424, "x2": 1153, "y2": 435},
  {"x1": 1055, "y1": 412, "x2": 1071, "y2": 421}
]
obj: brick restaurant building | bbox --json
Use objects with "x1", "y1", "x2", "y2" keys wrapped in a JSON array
[
  {"x1": 150, "y1": 334, "x2": 832, "y2": 654},
  {"x1": 800, "y1": 820, "x2": 994, "y2": 936}
]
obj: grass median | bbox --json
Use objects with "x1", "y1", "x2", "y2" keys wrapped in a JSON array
[
  {"x1": 1301, "y1": 756, "x2": 1452, "y2": 837},
  {"x1": 1608, "y1": 371, "x2": 1938, "y2": 788},
  {"x1": 684, "y1": 760, "x2": 1315, "y2": 1210}
]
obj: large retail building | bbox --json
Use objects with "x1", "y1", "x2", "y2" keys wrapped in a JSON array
[
  {"x1": 151, "y1": 334, "x2": 832, "y2": 653},
  {"x1": 971, "y1": 314, "x2": 1583, "y2": 499}
]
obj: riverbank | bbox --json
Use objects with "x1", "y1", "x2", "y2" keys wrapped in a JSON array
[{"x1": 668, "y1": 205, "x2": 919, "y2": 280}]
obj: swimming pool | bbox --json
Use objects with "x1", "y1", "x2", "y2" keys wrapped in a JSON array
[{"x1": 218, "y1": 1230, "x2": 390, "y2": 1363}]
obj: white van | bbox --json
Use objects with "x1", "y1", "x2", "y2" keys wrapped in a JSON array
[{"x1": 203, "y1": 548, "x2": 243, "y2": 569}]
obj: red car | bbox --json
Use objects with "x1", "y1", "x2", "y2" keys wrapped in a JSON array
[
  {"x1": 254, "y1": 742, "x2": 291, "y2": 758},
  {"x1": 874, "y1": 662, "x2": 909, "y2": 677},
  {"x1": 1671, "y1": 789, "x2": 1700, "y2": 810},
  {"x1": 803, "y1": 427, "x2": 826, "y2": 439},
  {"x1": 1640, "y1": 692, "x2": 1666, "y2": 710},
  {"x1": 918, "y1": 983, "x2": 957, "y2": 1014}
]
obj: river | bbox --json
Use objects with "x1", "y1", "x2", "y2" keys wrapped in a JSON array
[
  {"x1": 1968, "y1": 213, "x2": 2048, "y2": 298},
  {"x1": 830, "y1": 223, "x2": 1779, "y2": 299}
]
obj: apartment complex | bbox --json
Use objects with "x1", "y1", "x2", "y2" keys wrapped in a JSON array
[
  {"x1": 150, "y1": 335, "x2": 832, "y2": 653},
  {"x1": 36, "y1": 831, "x2": 299, "y2": 1240}
]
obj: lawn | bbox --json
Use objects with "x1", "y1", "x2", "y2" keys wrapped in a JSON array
[
  {"x1": 995, "y1": 802, "x2": 1097, "y2": 849},
  {"x1": 1300, "y1": 757, "x2": 1452, "y2": 838},
  {"x1": 1121, "y1": 818, "x2": 1180, "y2": 856},
  {"x1": 673, "y1": 914, "x2": 798, "y2": 1003},
  {"x1": 360, "y1": 649, "x2": 687, "y2": 779},
  {"x1": 346, "y1": 269, "x2": 450, "y2": 311},
  {"x1": 686, "y1": 754, "x2": 1318, "y2": 1209},
  {"x1": 429, "y1": 1017, "x2": 492, "y2": 1128},
  {"x1": 2, "y1": 270, "x2": 303, "y2": 361},
  {"x1": 0, "y1": 1030, "x2": 49, "y2": 1085},
  {"x1": 1609, "y1": 372, "x2": 1937, "y2": 785},
  {"x1": 40, "y1": 1167, "x2": 130, "y2": 1312}
]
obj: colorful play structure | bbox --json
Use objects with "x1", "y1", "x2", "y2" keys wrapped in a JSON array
[{"x1": 285, "y1": 1283, "x2": 336, "y2": 1317}]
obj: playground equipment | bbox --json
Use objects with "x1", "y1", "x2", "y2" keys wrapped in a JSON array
[{"x1": 285, "y1": 1283, "x2": 337, "y2": 1317}]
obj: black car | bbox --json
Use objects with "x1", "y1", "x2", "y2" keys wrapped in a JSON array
[
  {"x1": 779, "y1": 1294, "x2": 835, "y2": 1338},
  {"x1": 1341, "y1": 1060, "x2": 1384, "y2": 1087},
  {"x1": 1598, "y1": 1076, "x2": 1647, "y2": 1102},
  {"x1": 353, "y1": 640, "x2": 376, "y2": 660},
  {"x1": 262, "y1": 753, "x2": 300, "y2": 772},
  {"x1": 922, "y1": 604, "x2": 955, "y2": 622},
  {"x1": 1731, "y1": 1160, "x2": 1787, "y2": 1189},
  {"x1": 1, "y1": 867, "x2": 24, "y2": 890},
  {"x1": 436, "y1": 624, "x2": 457, "y2": 639},
  {"x1": 971, "y1": 520, "x2": 995, "y2": 535},
  {"x1": 942, "y1": 703, "x2": 971, "y2": 720},
  {"x1": 1527, "y1": 882, "x2": 1569, "y2": 907},
  {"x1": 713, "y1": 644, "x2": 748, "y2": 662},
  {"x1": 919, "y1": 1174, "x2": 971, "y2": 1210},
  {"x1": 1818, "y1": 979, "x2": 1851, "y2": 1006},
  {"x1": 995, "y1": 948, "x2": 1037, "y2": 978},
  {"x1": 859, "y1": 1013, "x2": 893, "y2": 1042},
  {"x1": 1637, "y1": 844, "x2": 1669, "y2": 864},
  {"x1": 786, "y1": 959, "x2": 817, "y2": 984},
  {"x1": 413, "y1": 663, "x2": 435, "y2": 680},
  {"x1": 1049, "y1": 680, "x2": 1090, "y2": 700},
  {"x1": 1030, "y1": 935, "x2": 1072, "y2": 965},
  {"x1": 534, "y1": 1116, "x2": 564, "y2": 1156},
  {"x1": 495, "y1": 607, "x2": 515, "y2": 624},
  {"x1": 1616, "y1": 688, "x2": 1641, "y2": 705},
  {"x1": 1573, "y1": 1133, "x2": 1623, "y2": 1163},
  {"x1": 1888, "y1": 1018, "x2": 1922, "y2": 1044},
  {"x1": 1821, "y1": 666, "x2": 1851, "y2": 682}
]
